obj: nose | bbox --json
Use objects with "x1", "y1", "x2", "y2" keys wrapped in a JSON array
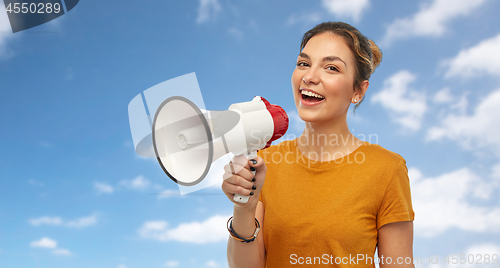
[{"x1": 302, "y1": 68, "x2": 320, "y2": 85}]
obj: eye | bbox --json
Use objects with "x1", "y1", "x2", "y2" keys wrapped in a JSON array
[
  {"x1": 297, "y1": 62, "x2": 309, "y2": 67},
  {"x1": 326, "y1": 66, "x2": 339, "y2": 72}
]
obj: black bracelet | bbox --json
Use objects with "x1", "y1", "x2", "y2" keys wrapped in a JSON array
[{"x1": 227, "y1": 216, "x2": 260, "y2": 243}]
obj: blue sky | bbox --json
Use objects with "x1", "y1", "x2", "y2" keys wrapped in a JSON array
[{"x1": 1, "y1": 0, "x2": 500, "y2": 267}]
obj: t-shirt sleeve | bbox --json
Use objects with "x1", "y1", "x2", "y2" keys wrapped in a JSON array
[{"x1": 376, "y1": 159, "x2": 415, "y2": 229}]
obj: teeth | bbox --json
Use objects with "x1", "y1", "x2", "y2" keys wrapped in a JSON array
[{"x1": 301, "y1": 89, "x2": 325, "y2": 99}]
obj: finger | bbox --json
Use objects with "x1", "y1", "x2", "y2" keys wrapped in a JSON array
[
  {"x1": 248, "y1": 156, "x2": 267, "y2": 171},
  {"x1": 222, "y1": 174, "x2": 254, "y2": 190},
  {"x1": 221, "y1": 179, "x2": 254, "y2": 196}
]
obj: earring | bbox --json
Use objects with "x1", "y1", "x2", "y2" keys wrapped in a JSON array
[{"x1": 353, "y1": 98, "x2": 358, "y2": 103}]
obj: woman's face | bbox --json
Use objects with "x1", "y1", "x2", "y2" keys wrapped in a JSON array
[{"x1": 292, "y1": 32, "x2": 359, "y2": 124}]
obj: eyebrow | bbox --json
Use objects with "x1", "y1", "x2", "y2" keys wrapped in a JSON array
[{"x1": 298, "y1": 52, "x2": 347, "y2": 67}]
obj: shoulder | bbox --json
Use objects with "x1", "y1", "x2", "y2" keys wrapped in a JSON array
[
  {"x1": 363, "y1": 142, "x2": 405, "y2": 163},
  {"x1": 360, "y1": 141, "x2": 406, "y2": 172}
]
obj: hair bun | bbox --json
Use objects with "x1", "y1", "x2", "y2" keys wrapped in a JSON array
[{"x1": 369, "y1": 40, "x2": 382, "y2": 72}]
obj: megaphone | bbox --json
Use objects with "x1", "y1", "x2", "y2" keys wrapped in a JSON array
[{"x1": 152, "y1": 96, "x2": 288, "y2": 203}]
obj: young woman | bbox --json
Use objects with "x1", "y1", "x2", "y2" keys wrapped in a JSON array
[{"x1": 222, "y1": 22, "x2": 415, "y2": 268}]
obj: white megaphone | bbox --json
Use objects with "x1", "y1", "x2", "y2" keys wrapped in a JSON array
[{"x1": 151, "y1": 96, "x2": 288, "y2": 203}]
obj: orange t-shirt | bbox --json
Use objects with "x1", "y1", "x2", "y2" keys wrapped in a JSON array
[{"x1": 257, "y1": 139, "x2": 415, "y2": 267}]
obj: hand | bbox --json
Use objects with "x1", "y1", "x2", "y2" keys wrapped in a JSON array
[{"x1": 221, "y1": 155, "x2": 267, "y2": 208}]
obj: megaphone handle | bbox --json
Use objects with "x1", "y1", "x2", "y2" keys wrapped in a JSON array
[{"x1": 233, "y1": 151, "x2": 258, "y2": 204}]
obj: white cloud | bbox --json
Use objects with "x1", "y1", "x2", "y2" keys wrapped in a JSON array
[
  {"x1": 448, "y1": 92, "x2": 469, "y2": 115},
  {"x1": 371, "y1": 70, "x2": 427, "y2": 130},
  {"x1": 206, "y1": 260, "x2": 220, "y2": 267},
  {"x1": 30, "y1": 237, "x2": 57, "y2": 248},
  {"x1": 433, "y1": 87, "x2": 453, "y2": 103},
  {"x1": 52, "y1": 248, "x2": 73, "y2": 256},
  {"x1": 29, "y1": 214, "x2": 98, "y2": 228},
  {"x1": 120, "y1": 176, "x2": 151, "y2": 191},
  {"x1": 465, "y1": 243, "x2": 500, "y2": 258},
  {"x1": 65, "y1": 214, "x2": 98, "y2": 228},
  {"x1": 30, "y1": 237, "x2": 74, "y2": 256},
  {"x1": 157, "y1": 189, "x2": 182, "y2": 199},
  {"x1": 410, "y1": 167, "x2": 500, "y2": 237},
  {"x1": 321, "y1": 0, "x2": 370, "y2": 22},
  {"x1": 138, "y1": 215, "x2": 229, "y2": 244},
  {"x1": 407, "y1": 167, "x2": 424, "y2": 182},
  {"x1": 29, "y1": 216, "x2": 63, "y2": 226},
  {"x1": 165, "y1": 260, "x2": 180, "y2": 267},
  {"x1": 492, "y1": 163, "x2": 500, "y2": 179},
  {"x1": 94, "y1": 181, "x2": 114, "y2": 194},
  {"x1": 426, "y1": 89, "x2": 500, "y2": 156},
  {"x1": 196, "y1": 0, "x2": 221, "y2": 24},
  {"x1": 112, "y1": 175, "x2": 162, "y2": 193},
  {"x1": 443, "y1": 33, "x2": 500, "y2": 78},
  {"x1": 382, "y1": 0, "x2": 487, "y2": 45}
]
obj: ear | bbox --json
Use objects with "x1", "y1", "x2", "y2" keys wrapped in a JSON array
[{"x1": 355, "y1": 80, "x2": 369, "y2": 100}]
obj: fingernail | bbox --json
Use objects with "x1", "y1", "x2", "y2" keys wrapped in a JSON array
[
  {"x1": 252, "y1": 185, "x2": 256, "y2": 190},
  {"x1": 250, "y1": 167, "x2": 256, "y2": 172},
  {"x1": 252, "y1": 177, "x2": 256, "y2": 182},
  {"x1": 250, "y1": 159, "x2": 257, "y2": 165},
  {"x1": 250, "y1": 192, "x2": 254, "y2": 195}
]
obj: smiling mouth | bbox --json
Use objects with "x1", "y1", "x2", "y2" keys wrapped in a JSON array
[{"x1": 300, "y1": 89, "x2": 325, "y2": 102}]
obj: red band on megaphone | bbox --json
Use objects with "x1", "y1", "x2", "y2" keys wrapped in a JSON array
[{"x1": 259, "y1": 97, "x2": 289, "y2": 149}]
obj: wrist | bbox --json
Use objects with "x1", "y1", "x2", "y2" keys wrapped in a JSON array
[
  {"x1": 233, "y1": 202, "x2": 257, "y2": 214},
  {"x1": 231, "y1": 206, "x2": 259, "y2": 239}
]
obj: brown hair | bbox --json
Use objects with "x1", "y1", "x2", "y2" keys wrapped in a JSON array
[{"x1": 300, "y1": 21, "x2": 382, "y2": 111}]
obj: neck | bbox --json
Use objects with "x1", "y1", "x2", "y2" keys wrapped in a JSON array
[{"x1": 297, "y1": 116, "x2": 363, "y2": 161}]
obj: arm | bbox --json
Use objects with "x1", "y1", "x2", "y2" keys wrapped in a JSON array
[
  {"x1": 222, "y1": 156, "x2": 267, "y2": 268},
  {"x1": 378, "y1": 221, "x2": 415, "y2": 268},
  {"x1": 227, "y1": 201, "x2": 266, "y2": 268}
]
